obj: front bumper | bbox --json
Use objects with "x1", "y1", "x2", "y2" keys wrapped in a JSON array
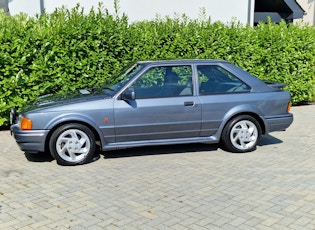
[{"x1": 10, "y1": 124, "x2": 49, "y2": 153}]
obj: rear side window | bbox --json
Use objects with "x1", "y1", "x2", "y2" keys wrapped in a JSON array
[{"x1": 197, "y1": 65, "x2": 250, "y2": 95}]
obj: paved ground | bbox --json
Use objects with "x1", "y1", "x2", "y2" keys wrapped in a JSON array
[{"x1": 0, "y1": 105, "x2": 314, "y2": 230}]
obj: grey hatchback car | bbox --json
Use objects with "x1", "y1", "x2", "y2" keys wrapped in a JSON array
[{"x1": 10, "y1": 59, "x2": 293, "y2": 165}]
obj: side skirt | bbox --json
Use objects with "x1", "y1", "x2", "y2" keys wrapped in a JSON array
[{"x1": 102, "y1": 136, "x2": 219, "y2": 151}]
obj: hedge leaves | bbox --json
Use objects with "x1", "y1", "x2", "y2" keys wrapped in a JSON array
[{"x1": 0, "y1": 6, "x2": 314, "y2": 126}]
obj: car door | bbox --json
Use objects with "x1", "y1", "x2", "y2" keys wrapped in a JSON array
[{"x1": 113, "y1": 65, "x2": 202, "y2": 144}]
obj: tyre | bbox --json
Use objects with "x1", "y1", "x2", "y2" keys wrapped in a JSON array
[
  {"x1": 49, "y1": 123, "x2": 96, "y2": 166},
  {"x1": 221, "y1": 115, "x2": 261, "y2": 153}
]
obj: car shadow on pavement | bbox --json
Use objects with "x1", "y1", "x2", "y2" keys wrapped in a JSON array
[
  {"x1": 22, "y1": 134, "x2": 282, "y2": 163},
  {"x1": 258, "y1": 134, "x2": 283, "y2": 146},
  {"x1": 102, "y1": 143, "x2": 219, "y2": 159},
  {"x1": 103, "y1": 134, "x2": 283, "y2": 159},
  {"x1": 24, "y1": 152, "x2": 54, "y2": 163}
]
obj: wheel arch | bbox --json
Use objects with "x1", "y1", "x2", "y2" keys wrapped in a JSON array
[
  {"x1": 217, "y1": 106, "x2": 267, "y2": 140},
  {"x1": 224, "y1": 112, "x2": 266, "y2": 135},
  {"x1": 44, "y1": 119, "x2": 102, "y2": 154}
]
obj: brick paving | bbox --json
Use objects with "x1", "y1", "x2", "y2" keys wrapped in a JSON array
[{"x1": 0, "y1": 105, "x2": 314, "y2": 229}]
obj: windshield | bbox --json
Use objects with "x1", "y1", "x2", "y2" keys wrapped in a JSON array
[{"x1": 102, "y1": 63, "x2": 144, "y2": 96}]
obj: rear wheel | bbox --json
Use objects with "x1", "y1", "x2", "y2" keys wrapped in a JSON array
[
  {"x1": 49, "y1": 123, "x2": 96, "y2": 166},
  {"x1": 221, "y1": 115, "x2": 261, "y2": 153}
]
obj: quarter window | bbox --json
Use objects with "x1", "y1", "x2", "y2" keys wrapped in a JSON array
[{"x1": 197, "y1": 65, "x2": 250, "y2": 94}]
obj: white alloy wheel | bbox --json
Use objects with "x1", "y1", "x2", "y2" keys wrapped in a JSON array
[
  {"x1": 56, "y1": 129, "x2": 91, "y2": 163},
  {"x1": 221, "y1": 115, "x2": 261, "y2": 153},
  {"x1": 230, "y1": 120, "x2": 258, "y2": 150},
  {"x1": 49, "y1": 124, "x2": 96, "y2": 165}
]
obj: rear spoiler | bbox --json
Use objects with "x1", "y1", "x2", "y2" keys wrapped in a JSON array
[{"x1": 264, "y1": 81, "x2": 287, "y2": 90}]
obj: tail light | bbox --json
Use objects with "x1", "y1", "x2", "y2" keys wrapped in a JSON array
[{"x1": 287, "y1": 102, "x2": 291, "y2": 112}]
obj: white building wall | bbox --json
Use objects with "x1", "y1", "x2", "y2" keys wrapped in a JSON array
[
  {"x1": 295, "y1": 0, "x2": 315, "y2": 24},
  {"x1": 8, "y1": 0, "x2": 254, "y2": 25},
  {"x1": 8, "y1": 0, "x2": 41, "y2": 16}
]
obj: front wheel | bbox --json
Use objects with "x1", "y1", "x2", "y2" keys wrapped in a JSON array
[
  {"x1": 49, "y1": 124, "x2": 96, "y2": 166},
  {"x1": 221, "y1": 115, "x2": 261, "y2": 153}
]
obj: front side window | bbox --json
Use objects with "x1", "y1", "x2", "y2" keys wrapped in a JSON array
[
  {"x1": 197, "y1": 65, "x2": 250, "y2": 95},
  {"x1": 131, "y1": 65, "x2": 193, "y2": 99}
]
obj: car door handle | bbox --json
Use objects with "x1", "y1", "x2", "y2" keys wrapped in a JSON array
[{"x1": 184, "y1": 101, "x2": 195, "y2": 106}]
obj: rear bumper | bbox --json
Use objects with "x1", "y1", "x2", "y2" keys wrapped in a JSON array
[
  {"x1": 10, "y1": 124, "x2": 49, "y2": 153},
  {"x1": 264, "y1": 113, "x2": 293, "y2": 133}
]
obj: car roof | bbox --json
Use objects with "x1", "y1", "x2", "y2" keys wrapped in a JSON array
[{"x1": 137, "y1": 59, "x2": 230, "y2": 66}]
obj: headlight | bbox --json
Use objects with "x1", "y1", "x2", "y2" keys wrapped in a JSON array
[{"x1": 20, "y1": 116, "x2": 33, "y2": 130}]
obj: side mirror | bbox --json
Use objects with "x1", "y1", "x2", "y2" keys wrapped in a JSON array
[{"x1": 122, "y1": 88, "x2": 136, "y2": 101}]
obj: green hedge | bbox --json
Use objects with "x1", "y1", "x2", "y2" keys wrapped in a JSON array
[{"x1": 0, "y1": 6, "x2": 315, "y2": 126}]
